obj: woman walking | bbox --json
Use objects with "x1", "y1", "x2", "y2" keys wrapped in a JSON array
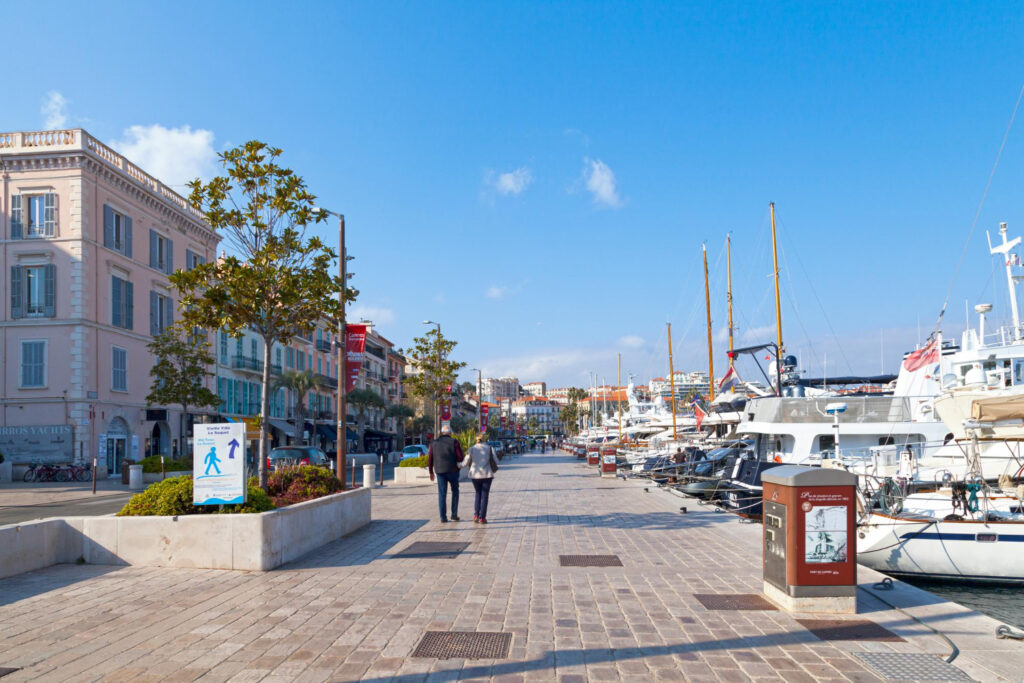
[{"x1": 461, "y1": 434, "x2": 499, "y2": 523}]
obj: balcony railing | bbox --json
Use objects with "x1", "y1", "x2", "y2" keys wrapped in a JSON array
[
  {"x1": 232, "y1": 355, "x2": 263, "y2": 373},
  {"x1": 317, "y1": 373, "x2": 337, "y2": 389},
  {"x1": 316, "y1": 339, "x2": 332, "y2": 353}
]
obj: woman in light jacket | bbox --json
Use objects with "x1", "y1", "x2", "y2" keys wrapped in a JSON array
[{"x1": 461, "y1": 433, "x2": 499, "y2": 523}]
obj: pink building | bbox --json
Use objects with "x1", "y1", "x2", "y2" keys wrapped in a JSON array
[{"x1": 0, "y1": 129, "x2": 218, "y2": 476}]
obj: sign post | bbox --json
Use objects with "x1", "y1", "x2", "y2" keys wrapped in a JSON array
[{"x1": 193, "y1": 423, "x2": 247, "y2": 506}]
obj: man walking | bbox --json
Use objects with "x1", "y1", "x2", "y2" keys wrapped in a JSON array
[{"x1": 428, "y1": 424, "x2": 464, "y2": 523}]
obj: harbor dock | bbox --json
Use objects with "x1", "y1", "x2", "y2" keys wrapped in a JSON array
[{"x1": 1, "y1": 451, "x2": 1022, "y2": 682}]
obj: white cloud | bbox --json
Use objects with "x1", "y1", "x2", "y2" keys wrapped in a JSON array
[
  {"x1": 488, "y1": 167, "x2": 533, "y2": 196},
  {"x1": 618, "y1": 335, "x2": 645, "y2": 349},
  {"x1": 485, "y1": 285, "x2": 510, "y2": 299},
  {"x1": 741, "y1": 325, "x2": 776, "y2": 342},
  {"x1": 41, "y1": 91, "x2": 67, "y2": 130},
  {"x1": 110, "y1": 124, "x2": 217, "y2": 188},
  {"x1": 583, "y1": 158, "x2": 622, "y2": 208},
  {"x1": 350, "y1": 305, "x2": 395, "y2": 325}
]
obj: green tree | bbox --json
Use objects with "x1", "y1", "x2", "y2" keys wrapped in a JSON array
[
  {"x1": 561, "y1": 387, "x2": 588, "y2": 436},
  {"x1": 404, "y1": 328, "x2": 466, "y2": 434},
  {"x1": 347, "y1": 388, "x2": 386, "y2": 451},
  {"x1": 173, "y1": 141, "x2": 349, "y2": 488},
  {"x1": 272, "y1": 370, "x2": 323, "y2": 445},
  {"x1": 527, "y1": 417, "x2": 539, "y2": 434},
  {"x1": 146, "y1": 325, "x2": 221, "y2": 446},
  {"x1": 386, "y1": 403, "x2": 415, "y2": 450}
]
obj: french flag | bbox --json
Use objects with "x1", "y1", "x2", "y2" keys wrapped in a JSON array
[{"x1": 718, "y1": 366, "x2": 741, "y2": 392}]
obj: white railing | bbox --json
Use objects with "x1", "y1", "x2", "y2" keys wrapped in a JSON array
[{"x1": 0, "y1": 128, "x2": 204, "y2": 220}]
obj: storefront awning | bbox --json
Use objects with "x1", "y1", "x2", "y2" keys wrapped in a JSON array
[{"x1": 267, "y1": 418, "x2": 293, "y2": 435}]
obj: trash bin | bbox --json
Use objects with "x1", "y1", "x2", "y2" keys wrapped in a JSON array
[
  {"x1": 761, "y1": 465, "x2": 858, "y2": 614},
  {"x1": 128, "y1": 464, "x2": 144, "y2": 492},
  {"x1": 362, "y1": 464, "x2": 376, "y2": 489},
  {"x1": 600, "y1": 446, "x2": 618, "y2": 477},
  {"x1": 121, "y1": 459, "x2": 132, "y2": 485}
]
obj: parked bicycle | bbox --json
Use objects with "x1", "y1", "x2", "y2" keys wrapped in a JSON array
[{"x1": 22, "y1": 462, "x2": 72, "y2": 482}]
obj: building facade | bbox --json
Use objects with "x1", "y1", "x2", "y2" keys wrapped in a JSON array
[
  {"x1": 522, "y1": 381, "x2": 546, "y2": 397},
  {"x1": 481, "y1": 376, "x2": 520, "y2": 403},
  {"x1": 0, "y1": 129, "x2": 218, "y2": 476}
]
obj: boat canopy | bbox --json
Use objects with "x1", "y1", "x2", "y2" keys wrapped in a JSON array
[{"x1": 971, "y1": 395, "x2": 1024, "y2": 422}]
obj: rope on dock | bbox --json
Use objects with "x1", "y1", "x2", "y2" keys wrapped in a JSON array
[{"x1": 857, "y1": 580, "x2": 960, "y2": 664}]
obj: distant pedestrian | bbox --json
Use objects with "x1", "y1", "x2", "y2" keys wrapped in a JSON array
[
  {"x1": 428, "y1": 424, "x2": 464, "y2": 523},
  {"x1": 461, "y1": 433, "x2": 499, "y2": 524}
]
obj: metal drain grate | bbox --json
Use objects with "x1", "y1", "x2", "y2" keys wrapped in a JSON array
[
  {"x1": 559, "y1": 554, "x2": 623, "y2": 567},
  {"x1": 413, "y1": 631, "x2": 513, "y2": 659},
  {"x1": 855, "y1": 652, "x2": 972, "y2": 681},
  {"x1": 797, "y1": 618, "x2": 904, "y2": 642},
  {"x1": 693, "y1": 594, "x2": 778, "y2": 611},
  {"x1": 541, "y1": 472, "x2": 559, "y2": 475},
  {"x1": 0, "y1": 669, "x2": 19, "y2": 679},
  {"x1": 396, "y1": 542, "x2": 470, "y2": 559}
]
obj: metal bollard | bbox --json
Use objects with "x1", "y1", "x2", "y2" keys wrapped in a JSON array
[{"x1": 351, "y1": 459, "x2": 358, "y2": 488}]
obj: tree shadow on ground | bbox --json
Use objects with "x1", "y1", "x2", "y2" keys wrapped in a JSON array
[
  {"x1": 484, "y1": 510, "x2": 735, "y2": 532},
  {"x1": 0, "y1": 563, "x2": 123, "y2": 607}
]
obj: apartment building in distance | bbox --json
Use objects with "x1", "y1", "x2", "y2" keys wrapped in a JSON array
[
  {"x1": 480, "y1": 376, "x2": 520, "y2": 403},
  {"x1": 649, "y1": 371, "x2": 710, "y2": 401},
  {"x1": 0, "y1": 129, "x2": 218, "y2": 476},
  {"x1": 522, "y1": 381, "x2": 546, "y2": 397}
]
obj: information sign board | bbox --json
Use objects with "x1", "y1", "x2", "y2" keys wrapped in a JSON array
[{"x1": 193, "y1": 423, "x2": 247, "y2": 505}]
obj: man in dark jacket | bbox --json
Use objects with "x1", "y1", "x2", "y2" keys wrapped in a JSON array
[{"x1": 428, "y1": 424, "x2": 464, "y2": 523}]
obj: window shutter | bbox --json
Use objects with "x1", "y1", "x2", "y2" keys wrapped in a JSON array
[
  {"x1": 10, "y1": 195, "x2": 22, "y2": 239},
  {"x1": 186, "y1": 249, "x2": 194, "y2": 270},
  {"x1": 125, "y1": 216, "x2": 133, "y2": 258},
  {"x1": 111, "y1": 276, "x2": 122, "y2": 328},
  {"x1": 149, "y1": 229, "x2": 158, "y2": 268},
  {"x1": 44, "y1": 193, "x2": 56, "y2": 237},
  {"x1": 43, "y1": 264, "x2": 56, "y2": 317},
  {"x1": 165, "y1": 238, "x2": 174, "y2": 274},
  {"x1": 163, "y1": 295, "x2": 173, "y2": 329},
  {"x1": 150, "y1": 291, "x2": 159, "y2": 336},
  {"x1": 125, "y1": 281, "x2": 134, "y2": 330},
  {"x1": 10, "y1": 267, "x2": 22, "y2": 319},
  {"x1": 104, "y1": 205, "x2": 114, "y2": 248}
]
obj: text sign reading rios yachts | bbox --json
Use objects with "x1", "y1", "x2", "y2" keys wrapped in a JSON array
[{"x1": 193, "y1": 423, "x2": 247, "y2": 505}]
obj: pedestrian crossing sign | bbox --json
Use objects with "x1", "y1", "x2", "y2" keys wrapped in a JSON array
[{"x1": 193, "y1": 422, "x2": 247, "y2": 505}]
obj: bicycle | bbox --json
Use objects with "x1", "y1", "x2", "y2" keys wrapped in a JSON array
[{"x1": 68, "y1": 462, "x2": 92, "y2": 482}]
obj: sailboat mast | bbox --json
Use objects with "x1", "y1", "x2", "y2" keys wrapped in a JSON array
[
  {"x1": 617, "y1": 353, "x2": 622, "y2": 443},
  {"x1": 727, "y1": 234, "x2": 735, "y2": 386},
  {"x1": 704, "y1": 243, "x2": 715, "y2": 401},
  {"x1": 771, "y1": 202, "x2": 783, "y2": 353},
  {"x1": 667, "y1": 322, "x2": 678, "y2": 441}
]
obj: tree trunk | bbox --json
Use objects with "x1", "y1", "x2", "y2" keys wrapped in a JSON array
[
  {"x1": 357, "y1": 409, "x2": 367, "y2": 452},
  {"x1": 258, "y1": 336, "x2": 273, "y2": 489},
  {"x1": 295, "y1": 398, "x2": 306, "y2": 445},
  {"x1": 397, "y1": 420, "x2": 405, "y2": 450}
]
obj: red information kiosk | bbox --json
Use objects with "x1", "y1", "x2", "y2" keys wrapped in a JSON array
[
  {"x1": 586, "y1": 445, "x2": 600, "y2": 466},
  {"x1": 761, "y1": 465, "x2": 858, "y2": 613},
  {"x1": 600, "y1": 445, "x2": 617, "y2": 477}
]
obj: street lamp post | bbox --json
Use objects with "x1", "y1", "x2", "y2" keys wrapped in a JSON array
[
  {"x1": 313, "y1": 206, "x2": 348, "y2": 486},
  {"x1": 471, "y1": 367, "x2": 482, "y2": 428},
  {"x1": 423, "y1": 320, "x2": 442, "y2": 437}
]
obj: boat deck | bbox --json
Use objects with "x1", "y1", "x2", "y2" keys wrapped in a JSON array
[{"x1": 1, "y1": 451, "x2": 1022, "y2": 681}]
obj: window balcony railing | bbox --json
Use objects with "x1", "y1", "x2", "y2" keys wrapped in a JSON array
[
  {"x1": 315, "y1": 339, "x2": 332, "y2": 353},
  {"x1": 232, "y1": 355, "x2": 263, "y2": 373},
  {"x1": 317, "y1": 373, "x2": 337, "y2": 389}
]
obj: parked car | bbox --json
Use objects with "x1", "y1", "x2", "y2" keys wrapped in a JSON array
[
  {"x1": 487, "y1": 440, "x2": 506, "y2": 459},
  {"x1": 267, "y1": 446, "x2": 330, "y2": 471},
  {"x1": 400, "y1": 445, "x2": 429, "y2": 461}
]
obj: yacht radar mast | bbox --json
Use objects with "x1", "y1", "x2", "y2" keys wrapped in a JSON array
[{"x1": 988, "y1": 222, "x2": 1023, "y2": 338}]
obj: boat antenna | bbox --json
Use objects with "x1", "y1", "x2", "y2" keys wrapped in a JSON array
[
  {"x1": 727, "y1": 233, "x2": 735, "y2": 376},
  {"x1": 771, "y1": 202, "x2": 783, "y2": 355},
  {"x1": 667, "y1": 321, "x2": 678, "y2": 440}
]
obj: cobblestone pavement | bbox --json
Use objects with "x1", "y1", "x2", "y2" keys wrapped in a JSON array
[{"x1": 1, "y1": 452, "x2": 1021, "y2": 682}]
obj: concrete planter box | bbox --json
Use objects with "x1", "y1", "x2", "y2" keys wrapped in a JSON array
[
  {"x1": 393, "y1": 466, "x2": 468, "y2": 485},
  {"x1": 142, "y1": 470, "x2": 193, "y2": 483},
  {"x1": 0, "y1": 486, "x2": 370, "y2": 578}
]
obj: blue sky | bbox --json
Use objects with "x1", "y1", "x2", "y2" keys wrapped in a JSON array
[{"x1": 8, "y1": 1, "x2": 1024, "y2": 388}]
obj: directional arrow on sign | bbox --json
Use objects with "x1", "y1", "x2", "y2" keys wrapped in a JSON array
[{"x1": 228, "y1": 438, "x2": 239, "y2": 460}]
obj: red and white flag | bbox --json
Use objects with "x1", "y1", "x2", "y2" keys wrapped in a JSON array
[
  {"x1": 693, "y1": 403, "x2": 706, "y2": 430},
  {"x1": 902, "y1": 338, "x2": 939, "y2": 372}
]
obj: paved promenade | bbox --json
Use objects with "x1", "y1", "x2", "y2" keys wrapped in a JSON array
[{"x1": 1, "y1": 452, "x2": 1022, "y2": 681}]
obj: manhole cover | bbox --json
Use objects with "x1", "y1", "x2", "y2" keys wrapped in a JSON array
[
  {"x1": 413, "y1": 631, "x2": 513, "y2": 659},
  {"x1": 0, "y1": 669, "x2": 19, "y2": 679},
  {"x1": 396, "y1": 542, "x2": 470, "y2": 559},
  {"x1": 797, "y1": 618, "x2": 904, "y2": 642},
  {"x1": 855, "y1": 652, "x2": 972, "y2": 681},
  {"x1": 559, "y1": 554, "x2": 623, "y2": 567},
  {"x1": 693, "y1": 594, "x2": 777, "y2": 611}
]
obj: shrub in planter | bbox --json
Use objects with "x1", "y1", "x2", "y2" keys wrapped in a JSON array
[
  {"x1": 266, "y1": 465, "x2": 343, "y2": 506},
  {"x1": 398, "y1": 455, "x2": 428, "y2": 468},
  {"x1": 138, "y1": 455, "x2": 192, "y2": 473},
  {"x1": 117, "y1": 475, "x2": 275, "y2": 516}
]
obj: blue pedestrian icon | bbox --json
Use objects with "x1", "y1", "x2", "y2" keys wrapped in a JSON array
[{"x1": 204, "y1": 446, "x2": 221, "y2": 475}]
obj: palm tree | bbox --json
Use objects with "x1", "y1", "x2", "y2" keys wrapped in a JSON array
[
  {"x1": 386, "y1": 403, "x2": 416, "y2": 449},
  {"x1": 273, "y1": 370, "x2": 323, "y2": 445},
  {"x1": 347, "y1": 388, "x2": 386, "y2": 451}
]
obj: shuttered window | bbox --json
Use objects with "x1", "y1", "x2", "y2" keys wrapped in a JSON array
[
  {"x1": 185, "y1": 249, "x2": 204, "y2": 270},
  {"x1": 111, "y1": 276, "x2": 134, "y2": 330},
  {"x1": 10, "y1": 264, "x2": 56, "y2": 318},
  {"x1": 11, "y1": 193, "x2": 57, "y2": 238},
  {"x1": 149, "y1": 291, "x2": 173, "y2": 335},
  {"x1": 102, "y1": 205, "x2": 133, "y2": 257},
  {"x1": 149, "y1": 230, "x2": 174, "y2": 274},
  {"x1": 20, "y1": 341, "x2": 46, "y2": 388},
  {"x1": 112, "y1": 347, "x2": 128, "y2": 392}
]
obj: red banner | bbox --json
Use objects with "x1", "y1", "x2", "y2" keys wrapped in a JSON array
[
  {"x1": 345, "y1": 324, "x2": 367, "y2": 392},
  {"x1": 441, "y1": 401, "x2": 451, "y2": 422},
  {"x1": 480, "y1": 405, "x2": 489, "y2": 433},
  {"x1": 500, "y1": 415, "x2": 506, "y2": 430}
]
